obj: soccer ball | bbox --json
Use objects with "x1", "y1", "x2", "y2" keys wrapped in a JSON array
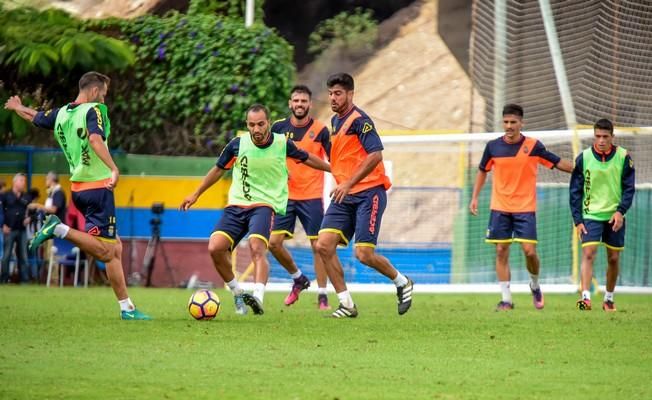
[{"x1": 188, "y1": 289, "x2": 221, "y2": 320}]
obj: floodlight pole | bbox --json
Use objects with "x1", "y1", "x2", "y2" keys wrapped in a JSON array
[
  {"x1": 493, "y1": 0, "x2": 507, "y2": 132},
  {"x1": 539, "y1": 0, "x2": 577, "y2": 129},
  {"x1": 245, "y1": 0, "x2": 254, "y2": 28}
]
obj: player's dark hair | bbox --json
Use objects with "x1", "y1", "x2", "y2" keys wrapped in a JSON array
[
  {"x1": 79, "y1": 71, "x2": 110, "y2": 91},
  {"x1": 246, "y1": 103, "x2": 270, "y2": 120},
  {"x1": 502, "y1": 104, "x2": 524, "y2": 118},
  {"x1": 327, "y1": 73, "x2": 354, "y2": 91},
  {"x1": 594, "y1": 118, "x2": 614, "y2": 134},
  {"x1": 291, "y1": 85, "x2": 312, "y2": 98}
]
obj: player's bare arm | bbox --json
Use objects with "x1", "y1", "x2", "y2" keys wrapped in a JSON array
[
  {"x1": 180, "y1": 166, "x2": 225, "y2": 211},
  {"x1": 88, "y1": 133, "x2": 120, "y2": 190},
  {"x1": 331, "y1": 151, "x2": 382, "y2": 203},
  {"x1": 555, "y1": 159, "x2": 573, "y2": 173},
  {"x1": 4, "y1": 96, "x2": 38, "y2": 122},
  {"x1": 469, "y1": 170, "x2": 488, "y2": 216},
  {"x1": 303, "y1": 153, "x2": 330, "y2": 172}
]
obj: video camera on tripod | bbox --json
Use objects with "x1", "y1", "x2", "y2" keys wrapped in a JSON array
[
  {"x1": 149, "y1": 202, "x2": 164, "y2": 235},
  {"x1": 141, "y1": 202, "x2": 177, "y2": 287}
]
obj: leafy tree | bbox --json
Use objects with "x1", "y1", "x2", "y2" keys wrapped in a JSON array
[
  {"x1": 0, "y1": 4, "x2": 134, "y2": 142},
  {"x1": 1, "y1": 1, "x2": 294, "y2": 156},
  {"x1": 308, "y1": 8, "x2": 378, "y2": 58},
  {"x1": 105, "y1": 8, "x2": 294, "y2": 154}
]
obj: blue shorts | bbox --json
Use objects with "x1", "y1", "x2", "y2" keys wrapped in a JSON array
[
  {"x1": 581, "y1": 219, "x2": 626, "y2": 250},
  {"x1": 485, "y1": 211, "x2": 537, "y2": 243},
  {"x1": 319, "y1": 185, "x2": 386, "y2": 247},
  {"x1": 71, "y1": 188, "x2": 117, "y2": 241},
  {"x1": 272, "y1": 198, "x2": 324, "y2": 239},
  {"x1": 212, "y1": 206, "x2": 275, "y2": 250}
]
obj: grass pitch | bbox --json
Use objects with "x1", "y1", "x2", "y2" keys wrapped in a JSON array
[{"x1": 1, "y1": 286, "x2": 651, "y2": 399}]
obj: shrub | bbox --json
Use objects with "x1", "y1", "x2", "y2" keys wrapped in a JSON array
[{"x1": 308, "y1": 8, "x2": 378, "y2": 58}]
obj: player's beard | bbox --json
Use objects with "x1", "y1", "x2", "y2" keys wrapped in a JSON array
[
  {"x1": 291, "y1": 105, "x2": 310, "y2": 120},
  {"x1": 252, "y1": 129, "x2": 269, "y2": 144}
]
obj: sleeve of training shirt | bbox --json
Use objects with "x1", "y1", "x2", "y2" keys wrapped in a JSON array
[
  {"x1": 286, "y1": 139, "x2": 309, "y2": 162},
  {"x1": 350, "y1": 117, "x2": 383, "y2": 153},
  {"x1": 216, "y1": 137, "x2": 240, "y2": 170},
  {"x1": 531, "y1": 140, "x2": 561, "y2": 169},
  {"x1": 317, "y1": 125, "x2": 331, "y2": 158},
  {"x1": 32, "y1": 107, "x2": 60, "y2": 130},
  {"x1": 478, "y1": 142, "x2": 493, "y2": 172},
  {"x1": 617, "y1": 153, "x2": 636, "y2": 215},
  {"x1": 86, "y1": 106, "x2": 106, "y2": 139},
  {"x1": 569, "y1": 154, "x2": 585, "y2": 225}
]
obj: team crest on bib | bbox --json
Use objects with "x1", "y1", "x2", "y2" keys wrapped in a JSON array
[
  {"x1": 362, "y1": 122, "x2": 373, "y2": 134},
  {"x1": 523, "y1": 146, "x2": 529, "y2": 154},
  {"x1": 309, "y1": 131, "x2": 315, "y2": 139}
]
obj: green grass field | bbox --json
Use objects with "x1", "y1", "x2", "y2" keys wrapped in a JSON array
[{"x1": 1, "y1": 287, "x2": 651, "y2": 399}]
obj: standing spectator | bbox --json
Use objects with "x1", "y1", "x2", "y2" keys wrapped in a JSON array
[
  {"x1": 1, "y1": 173, "x2": 32, "y2": 283},
  {"x1": 25, "y1": 188, "x2": 43, "y2": 282},
  {"x1": 0, "y1": 179, "x2": 5, "y2": 262},
  {"x1": 29, "y1": 172, "x2": 67, "y2": 221}
]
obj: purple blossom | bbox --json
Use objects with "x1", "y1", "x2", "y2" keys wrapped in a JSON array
[
  {"x1": 229, "y1": 84, "x2": 239, "y2": 93},
  {"x1": 203, "y1": 103, "x2": 212, "y2": 113},
  {"x1": 211, "y1": 50, "x2": 220, "y2": 57},
  {"x1": 130, "y1": 35, "x2": 140, "y2": 44},
  {"x1": 250, "y1": 47, "x2": 260, "y2": 54},
  {"x1": 156, "y1": 45, "x2": 166, "y2": 60},
  {"x1": 196, "y1": 43, "x2": 204, "y2": 50},
  {"x1": 189, "y1": 31, "x2": 197, "y2": 38}
]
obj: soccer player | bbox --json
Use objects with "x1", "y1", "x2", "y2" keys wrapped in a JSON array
[
  {"x1": 316, "y1": 73, "x2": 414, "y2": 318},
  {"x1": 570, "y1": 119, "x2": 635, "y2": 312},
  {"x1": 469, "y1": 104, "x2": 573, "y2": 311},
  {"x1": 4, "y1": 71, "x2": 151, "y2": 320},
  {"x1": 180, "y1": 104, "x2": 330, "y2": 315},
  {"x1": 270, "y1": 85, "x2": 331, "y2": 309}
]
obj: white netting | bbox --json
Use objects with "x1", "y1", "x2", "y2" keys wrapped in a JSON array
[{"x1": 470, "y1": 0, "x2": 652, "y2": 131}]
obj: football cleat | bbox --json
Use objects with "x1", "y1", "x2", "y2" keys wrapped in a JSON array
[
  {"x1": 318, "y1": 294, "x2": 331, "y2": 310},
  {"x1": 531, "y1": 287, "x2": 545, "y2": 310},
  {"x1": 284, "y1": 274, "x2": 310, "y2": 306},
  {"x1": 121, "y1": 308, "x2": 152, "y2": 320},
  {"x1": 329, "y1": 303, "x2": 358, "y2": 318},
  {"x1": 396, "y1": 277, "x2": 414, "y2": 315},
  {"x1": 496, "y1": 301, "x2": 514, "y2": 311},
  {"x1": 29, "y1": 214, "x2": 61, "y2": 252},
  {"x1": 242, "y1": 293, "x2": 264, "y2": 315},
  {"x1": 234, "y1": 294, "x2": 248, "y2": 315},
  {"x1": 602, "y1": 300, "x2": 617, "y2": 312}
]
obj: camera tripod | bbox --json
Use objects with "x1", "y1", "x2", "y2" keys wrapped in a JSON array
[{"x1": 142, "y1": 217, "x2": 177, "y2": 287}]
